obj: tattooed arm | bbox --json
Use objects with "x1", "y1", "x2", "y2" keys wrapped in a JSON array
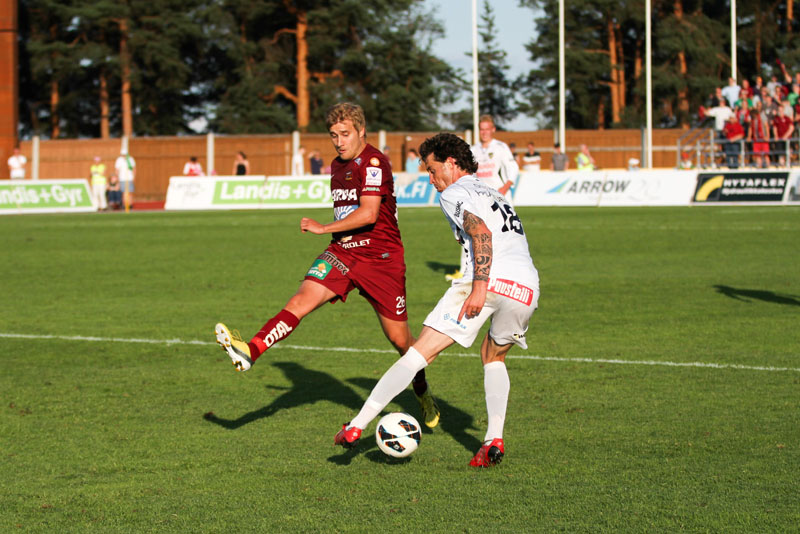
[{"x1": 458, "y1": 209, "x2": 492, "y2": 322}]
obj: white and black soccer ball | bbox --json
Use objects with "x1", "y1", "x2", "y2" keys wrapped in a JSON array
[{"x1": 375, "y1": 412, "x2": 421, "y2": 458}]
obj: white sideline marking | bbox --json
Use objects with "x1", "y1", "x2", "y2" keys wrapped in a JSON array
[{"x1": 2, "y1": 331, "x2": 798, "y2": 373}]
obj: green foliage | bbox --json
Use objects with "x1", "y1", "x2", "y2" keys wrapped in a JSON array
[
  {"x1": 1, "y1": 206, "x2": 799, "y2": 531},
  {"x1": 18, "y1": 0, "x2": 458, "y2": 136}
]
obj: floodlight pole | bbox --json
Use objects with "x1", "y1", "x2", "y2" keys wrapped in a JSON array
[
  {"x1": 731, "y1": 1, "x2": 737, "y2": 79},
  {"x1": 471, "y1": 0, "x2": 479, "y2": 139},
  {"x1": 558, "y1": 0, "x2": 565, "y2": 149},
  {"x1": 645, "y1": 0, "x2": 653, "y2": 168}
]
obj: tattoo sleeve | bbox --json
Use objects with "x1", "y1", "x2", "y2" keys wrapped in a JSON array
[{"x1": 463, "y1": 210, "x2": 492, "y2": 282}]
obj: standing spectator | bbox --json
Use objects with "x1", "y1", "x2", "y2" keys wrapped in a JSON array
[
  {"x1": 772, "y1": 105, "x2": 794, "y2": 166},
  {"x1": 575, "y1": 144, "x2": 596, "y2": 171},
  {"x1": 89, "y1": 156, "x2": 108, "y2": 211},
  {"x1": 706, "y1": 99, "x2": 735, "y2": 137},
  {"x1": 551, "y1": 143, "x2": 568, "y2": 171},
  {"x1": 723, "y1": 114, "x2": 745, "y2": 169},
  {"x1": 106, "y1": 173, "x2": 122, "y2": 210},
  {"x1": 382, "y1": 146, "x2": 393, "y2": 168},
  {"x1": 232, "y1": 151, "x2": 250, "y2": 175},
  {"x1": 741, "y1": 78, "x2": 754, "y2": 98},
  {"x1": 114, "y1": 149, "x2": 136, "y2": 213},
  {"x1": 404, "y1": 148, "x2": 421, "y2": 173},
  {"x1": 722, "y1": 77, "x2": 741, "y2": 107},
  {"x1": 309, "y1": 149, "x2": 324, "y2": 175},
  {"x1": 291, "y1": 146, "x2": 306, "y2": 176},
  {"x1": 767, "y1": 74, "x2": 781, "y2": 97},
  {"x1": 183, "y1": 156, "x2": 204, "y2": 176},
  {"x1": 748, "y1": 109, "x2": 770, "y2": 169},
  {"x1": 734, "y1": 89, "x2": 753, "y2": 110},
  {"x1": 521, "y1": 141, "x2": 541, "y2": 171},
  {"x1": 7, "y1": 147, "x2": 26, "y2": 179}
]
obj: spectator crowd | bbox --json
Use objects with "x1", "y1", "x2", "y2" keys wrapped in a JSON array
[{"x1": 700, "y1": 62, "x2": 800, "y2": 168}]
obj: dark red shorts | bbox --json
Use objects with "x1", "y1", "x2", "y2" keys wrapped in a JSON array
[{"x1": 303, "y1": 246, "x2": 408, "y2": 321}]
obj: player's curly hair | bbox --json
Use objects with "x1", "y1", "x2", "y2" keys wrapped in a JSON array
[
  {"x1": 419, "y1": 133, "x2": 478, "y2": 174},
  {"x1": 326, "y1": 102, "x2": 366, "y2": 133}
]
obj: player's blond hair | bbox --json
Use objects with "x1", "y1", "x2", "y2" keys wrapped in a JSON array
[
  {"x1": 326, "y1": 102, "x2": 366, "y2": 133},
  {"x1": 478, "y1": 114, "x2": 495, "y2": 126}
]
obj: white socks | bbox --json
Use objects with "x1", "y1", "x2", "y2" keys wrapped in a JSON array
[
  {"x1": 483, "y1": 361, "x2": 510, "y2": 442},
  {"x1": 349, "y1": 347, "x2": 428, "y2": 430}
]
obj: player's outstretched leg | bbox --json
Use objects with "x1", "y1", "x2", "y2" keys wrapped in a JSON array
[
  {"x1": 334, "y1": 423, "x2": 362, "y2": 449},
  {"x1": 469, "y1": 438, "x2": 505, "y2": 467},
  {"x1": 214, "y1": 323, "x2": 253, "y2": 372}
]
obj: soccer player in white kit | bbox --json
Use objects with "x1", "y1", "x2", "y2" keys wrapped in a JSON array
[
  {"x1": 446, "y1": 114, "x2": 519, "y2": 281},
  {"x1": 335, "y1": 133, "x2": 539, "y2": 467}
]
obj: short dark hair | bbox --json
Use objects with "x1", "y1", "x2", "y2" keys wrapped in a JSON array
[{"x1": 419, "y1": 133, "x2": 478, "y2": 174}]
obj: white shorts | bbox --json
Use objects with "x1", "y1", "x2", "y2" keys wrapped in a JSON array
[{"x1": 423, "y1": 279, "x2": 539, "y2": 349}]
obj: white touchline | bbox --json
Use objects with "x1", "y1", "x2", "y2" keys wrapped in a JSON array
[{"x1": 1, "y1": 332, "x2": 799, "y2": 373}]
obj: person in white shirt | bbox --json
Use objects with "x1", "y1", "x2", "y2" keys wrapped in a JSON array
[
  {"x1": 446, "y1": 114, "x2": 519, "y2": 281},
  {"x1": 182, "y1": 156, "x2": 204, "y2": 176},
  {"x1": 114, "y1": 149, "x2": 136, "y2": 212},
  {"x1": 7, "y1": 147, "x2": 27, "y2": 179},
  {"x1": 334, "y1": 132, "x2": 539, "y2": 468},
  {"x1": 291, "y1": 146, "x2": 306, "y2": 176},
  {"x1": 721, "y1": 77, "x2": 741, "y2": 107}
]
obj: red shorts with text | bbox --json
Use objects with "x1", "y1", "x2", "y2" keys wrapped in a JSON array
[{"x1": 303, "y1": 245, "x2": 408, "y2": 321}]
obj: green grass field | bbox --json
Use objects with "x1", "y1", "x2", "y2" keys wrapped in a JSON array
[{"x1": 1, "y1": 206, "x2": 798, "y2": 533}]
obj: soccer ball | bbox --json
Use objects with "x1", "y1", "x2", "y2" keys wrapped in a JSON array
[{"x1": 375, "y1": 412, "x2": 421, "y2": 458}]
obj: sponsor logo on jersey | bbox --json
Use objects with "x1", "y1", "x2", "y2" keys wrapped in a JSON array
[
  {"x1": 365, "y1": 167, "x2": 382, "y2": 186},
  {"x1": 363, "y1": 186, "x2": 381, "y2": 192},
  {"x1": 443, "y1": 313, "x2": 468, "y2": 330},
  {"x1": 334, "y1": 204, "x2": 357, "y2": 220},
  {"x1": 262, "y1": 321, "x2": 293, "y2": 348},
  {"x1": 319, "y1": 251, "x2": 350, "y2": 275},
  {"x1": 487, "y1": 278, "x2": 534, "y2": 306},
  {"x1": 370, "y1": 157, "x2": 380, "y2": 166},
  {"x1": 338, "y1": 237, "x2": 371, "y2": 249},
  {"x1": 307, "y1": 259, "x2": 332, "y2": 280},
  {"x1": 454, "y1": 200, "x2": 463, "y2": 218},
  {"x1": 354, "y1": 158, "x2": 362, "y2": 166},
  {"x1": 332, "y1": 188, "x2": 358, "y2": 201}
]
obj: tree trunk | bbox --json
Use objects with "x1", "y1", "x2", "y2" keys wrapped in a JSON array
[
  {"x1": 788, "y1": 1, "x2": 794, "y2": 34},
  {"x1": 607, "y1": 17, "x2": 621, "y2": 124},
  {"x1": 295, "y1": 10, "x2": 309, "y2": 132},
  {"x1": 119, "y1": 18, "x2": 132, "y2": 138},
  {"x1": 50, "y1": 79, "x2": 59, "y2": 138},
  {"x1": 597, "y1": 96, "x2": 606, "y2": 130},
  {"x1": 99, "y1": 69, "x2": 110, "y2": 139},
  {"x1": 674, "y1": 0, "x2": 689, "y2": 127}
]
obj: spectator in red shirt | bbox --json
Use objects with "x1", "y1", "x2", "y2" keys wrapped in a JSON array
[
  {"x1": 772, "y1": 105, "x2": 795, "y2": 166},
  {"x1": 748, "y1": 109, "x2": 770, "y2": 169},
  {"x1": 723, "y1": 114, "x2": 745, "y2": 169}
]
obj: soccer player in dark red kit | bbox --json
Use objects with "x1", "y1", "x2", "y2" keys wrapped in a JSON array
[{"x1": 214, "y1": 102, "x2": 440, "y2": 428}]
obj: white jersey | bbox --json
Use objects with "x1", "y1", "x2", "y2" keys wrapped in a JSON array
[
  {"x1": 439, "y1": 175, "x2": 538, "y2": 289},
  {"x1": 115, "y1": 155, "x2": 136, "y2": 182},
  {"x1": 471, "y1": 138, "x2": 519, "y2": 198}
]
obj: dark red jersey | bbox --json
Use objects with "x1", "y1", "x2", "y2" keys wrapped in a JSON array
[{"x1": 328, "y1": 143, "x2": 404, "y2": 261}]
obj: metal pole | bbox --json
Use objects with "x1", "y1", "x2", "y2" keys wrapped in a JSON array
[
  {"x1": 558, "y1": 0, "x2": 566, "y2": 149},
  {"x1": 646, "y1": 0, "x2": 653, "y2": 168},
  {"x1": 731, "y1": 1, "x2": 737, "y2": 79},
  {"x1": 471, "y1": 0, "x2": 479, "y2": 140}
]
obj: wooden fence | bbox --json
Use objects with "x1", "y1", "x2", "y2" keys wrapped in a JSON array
[{"x1": 14, "y1": 129, "x2": 687, "y2": 202}]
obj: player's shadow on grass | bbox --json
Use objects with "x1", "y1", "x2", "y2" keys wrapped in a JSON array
[
  {"x1": 203, "y1": 361, "x2": 365, "y2": 430},
  {"x1": 345, "y1": 377, "x2": 482, "y2": 454},
  {"x1": 426, "y1": 260, "x2": 459, "y2": 276},
  {"x1": 714, "y1": 285, "x2": 800, "y2": 306}
]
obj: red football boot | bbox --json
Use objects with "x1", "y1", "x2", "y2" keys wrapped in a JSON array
[
  {"x1": 334, "y1": 423, "x2": 362, "y2": 449},
  {"x1": 469, "y1": 438, "x2": 505, "y2": 467}
]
